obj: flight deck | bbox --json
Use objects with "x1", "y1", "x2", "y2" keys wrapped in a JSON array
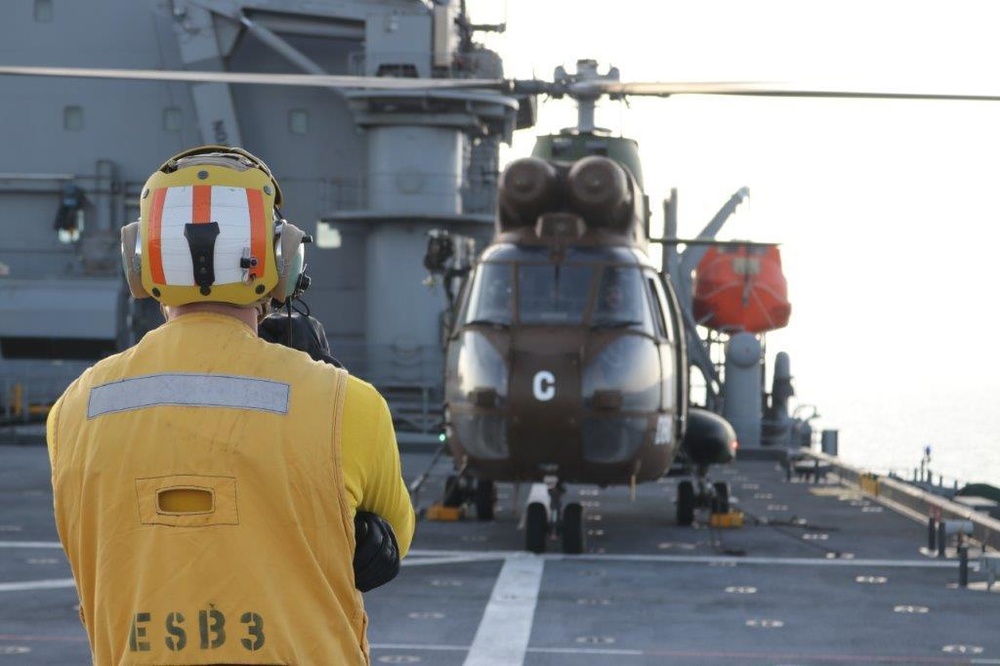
[{"x1": 2, "y1": 438, "x2": 999, "y2": 665}]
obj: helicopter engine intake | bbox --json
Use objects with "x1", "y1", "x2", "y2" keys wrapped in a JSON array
[
  {"x1": 567, "y1": 155, "x2": 632, "y2": 230},
  {"x1": 496, "y1": 156, "x2": 639, "y2": 237},
  {"x1": 497, "y1": 157, "x2": 558, "y2": 229}
]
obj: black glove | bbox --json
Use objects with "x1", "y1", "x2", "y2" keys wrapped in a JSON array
[
  {"x1": 259, "y1": 311, "x2": 344, "y2": 368},
  {"x1": 353, "y1": 511, "x2": 401, "y2": 592}
]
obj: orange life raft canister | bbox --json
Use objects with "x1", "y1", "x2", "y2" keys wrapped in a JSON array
[{"x1": 691, "y1": 244, "x2": 791, "y2": 333}]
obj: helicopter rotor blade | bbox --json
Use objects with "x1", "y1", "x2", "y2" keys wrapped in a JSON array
[
  {"x1": 7, "y1": 65, "x2": 1000, "y2": 103},
  {"x1": 577, "y1": 79, "x2": 1000, "y2": 102},
  {"x1": 0, "y1": 65, "x2": 512, "y2": 91}
]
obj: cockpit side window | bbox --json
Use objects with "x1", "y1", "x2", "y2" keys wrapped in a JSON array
[
  {"x1": 517, "y1": 264, "x2": 594, "y2": 324},
  {"x1": 643, "y1": 271, "x2": 668, "y2": 340},
  {"x1": 590, "y1": 266, "x2": 654, "y2": 334},
  {"x1": 464, "y1": 262, "x2": 514, "y2": 326},
  {"x1": 645, "y1": 271, "x2": 678, "y2": 343}
]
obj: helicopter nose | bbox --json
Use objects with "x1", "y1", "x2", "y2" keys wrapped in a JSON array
[{"x1": 507, "y1": 341, "x2": 583, "y2": 469}]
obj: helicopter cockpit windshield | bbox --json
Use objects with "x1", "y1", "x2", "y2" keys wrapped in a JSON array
[
  {"x1": 464, "y1": 263, "x2": 514, "y2": 326},
  {"x1": 461, "y1": 251, "x2": 658, "y2": 332},
  {"x1": 591, "y1": 266, "x2": 653, "y2": 332},
  {"x1": 517, "y1": 264, "x2": 594, "y2": 324}
]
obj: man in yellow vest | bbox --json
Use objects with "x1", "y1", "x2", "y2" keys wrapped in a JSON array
[{"x1": 46, "y1": 145, "x2": 415, "y2": 665}]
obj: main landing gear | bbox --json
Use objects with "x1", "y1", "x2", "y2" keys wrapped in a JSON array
[
  {"x1": 443, "y1": 475, "x2": 496, "y2": 520},
  {"x1": 525, "y1": 478, "x2": 586, "y2": 555},
  {"x1": 676, "y1": 469, "x2": 730, "y2": 526}
]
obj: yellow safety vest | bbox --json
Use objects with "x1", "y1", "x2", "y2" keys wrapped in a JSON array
[{"x1": 48, "y1": 313, "x2": 409, "y2": 665}]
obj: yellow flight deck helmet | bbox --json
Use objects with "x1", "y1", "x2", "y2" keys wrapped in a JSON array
[{"x1": 120, "y1": 145, "x2": 307, "y2": 307}]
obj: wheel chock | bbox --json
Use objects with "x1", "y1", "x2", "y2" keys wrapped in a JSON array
[
  {"x1": 425, "y1": 504, "x2": 464, "y2": 521},
  {"x1": 709, "y1": 511, "x2": 744, "y2": 528}
]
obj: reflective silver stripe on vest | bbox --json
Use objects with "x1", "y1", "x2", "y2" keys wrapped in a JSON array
[{"x1": 87, "y1": 373, "x2": 290, "y2": 418}]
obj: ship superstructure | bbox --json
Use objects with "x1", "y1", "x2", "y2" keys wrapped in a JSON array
[{"x1": 0, "y1": 0, "x2": 528, "y2": 439}]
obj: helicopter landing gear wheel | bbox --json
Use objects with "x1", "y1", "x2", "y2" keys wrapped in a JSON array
[
  {"x1": 561, "y1": 502, "x2": 586, "y2": 554},
  {"x1": 677, "y1": 480, "x2": 695, "y2": 526},
  {"x1": 475, "y1": 479, "x2": 496, "y2": 520},
  {"x1": 443, "y1": 475, "x2": 464, "y2": 508},
  {"x1": 525, "y1": 501, "x2": 548, "y2": 553},
  {"x1": 712, "y1": 481, "x2": 730, "y2": 513}
]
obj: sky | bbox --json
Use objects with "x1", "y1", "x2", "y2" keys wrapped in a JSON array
[{"x1": 466, "y1": 0, "x2": 1000, "y2": 482}]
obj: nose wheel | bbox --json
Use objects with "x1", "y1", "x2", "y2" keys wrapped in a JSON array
[
  {"x1": 525, "y1": 502, "x2": 548, "y2": 553},
  {"x1": 525, "y1": 480, "x2": 586, "y2": 554},
  {"x1": 675, "y1": 471, "x2": 731, "y2": 526}
]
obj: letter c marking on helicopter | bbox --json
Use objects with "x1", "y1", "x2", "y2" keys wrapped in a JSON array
[{"x1": 532, "y1": 371, "x2": 555, "y2": 401}]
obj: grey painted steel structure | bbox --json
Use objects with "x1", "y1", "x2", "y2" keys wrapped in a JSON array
[{"x1": 0, "y1": 0, "x2": 523, "y2": 438}]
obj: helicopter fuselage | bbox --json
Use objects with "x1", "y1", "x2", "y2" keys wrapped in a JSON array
[{"x1": 444, "y1": 242, "x2": 685, "y2": 486}]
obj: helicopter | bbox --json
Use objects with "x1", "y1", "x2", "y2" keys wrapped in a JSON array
[{"x1": 419, "y1": 63, "x2": 758, "y2": 553}]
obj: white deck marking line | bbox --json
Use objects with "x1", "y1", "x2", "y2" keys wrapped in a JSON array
[
  {"x1": 407, "y1": 548, "x2": 957, "y2": 569},
  {"x1": 563, "y1": 553, "x2": 959, "y2": 568},
  {"x1": 463, "y1": 552, "x2": 544, "y2": 666},
  {"x1": 0, "y1": 578, "x2": 75, "y2": 592},
  {"x1": 0, "y1": 541, "x2": 62, "y2": 549},
  {"x1": 371, "y1": 643, "x2": 644, "y2": 656},
  {"x1": 403, "y1": 555, "x2": 508, "y2": 567},
  {"x1": 369, "y1": 643, "x2": 1000, "y2": 664},
  {"x1": 408, "y1": 549, "x2": 521, "y2": 557},
  {"x1": 371, "y1": 643, "x2": 470, "y2": 652}
]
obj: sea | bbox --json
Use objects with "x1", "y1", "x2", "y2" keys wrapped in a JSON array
[{"x1": 794, "y1": 380, "x2": 1000, "y2": 490}]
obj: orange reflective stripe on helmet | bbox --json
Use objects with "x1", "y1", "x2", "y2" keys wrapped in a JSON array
[
  {"x1": 192, "y1": 185, "x2": 212, "y2": 224},
  {"x1": 148, "y1": 188, "x2": 167, "y2": 285},
  {"x1": 246, "y1": 188, "x2": 267, "y2": 281}
]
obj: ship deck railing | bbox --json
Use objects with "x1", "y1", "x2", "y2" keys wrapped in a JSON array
[
  {"x1": 885, "y1": 466, "x2": 965, "y2": 497},
  {"x1": 796, "y1": 448, "x2": 1000, "y2": 554},
  {"x1": 1, "y1": 342, "x2": 448, "y2": 444},
  {"x1": 1, "y1": 370, "x2": 82, "y2": 427}
]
